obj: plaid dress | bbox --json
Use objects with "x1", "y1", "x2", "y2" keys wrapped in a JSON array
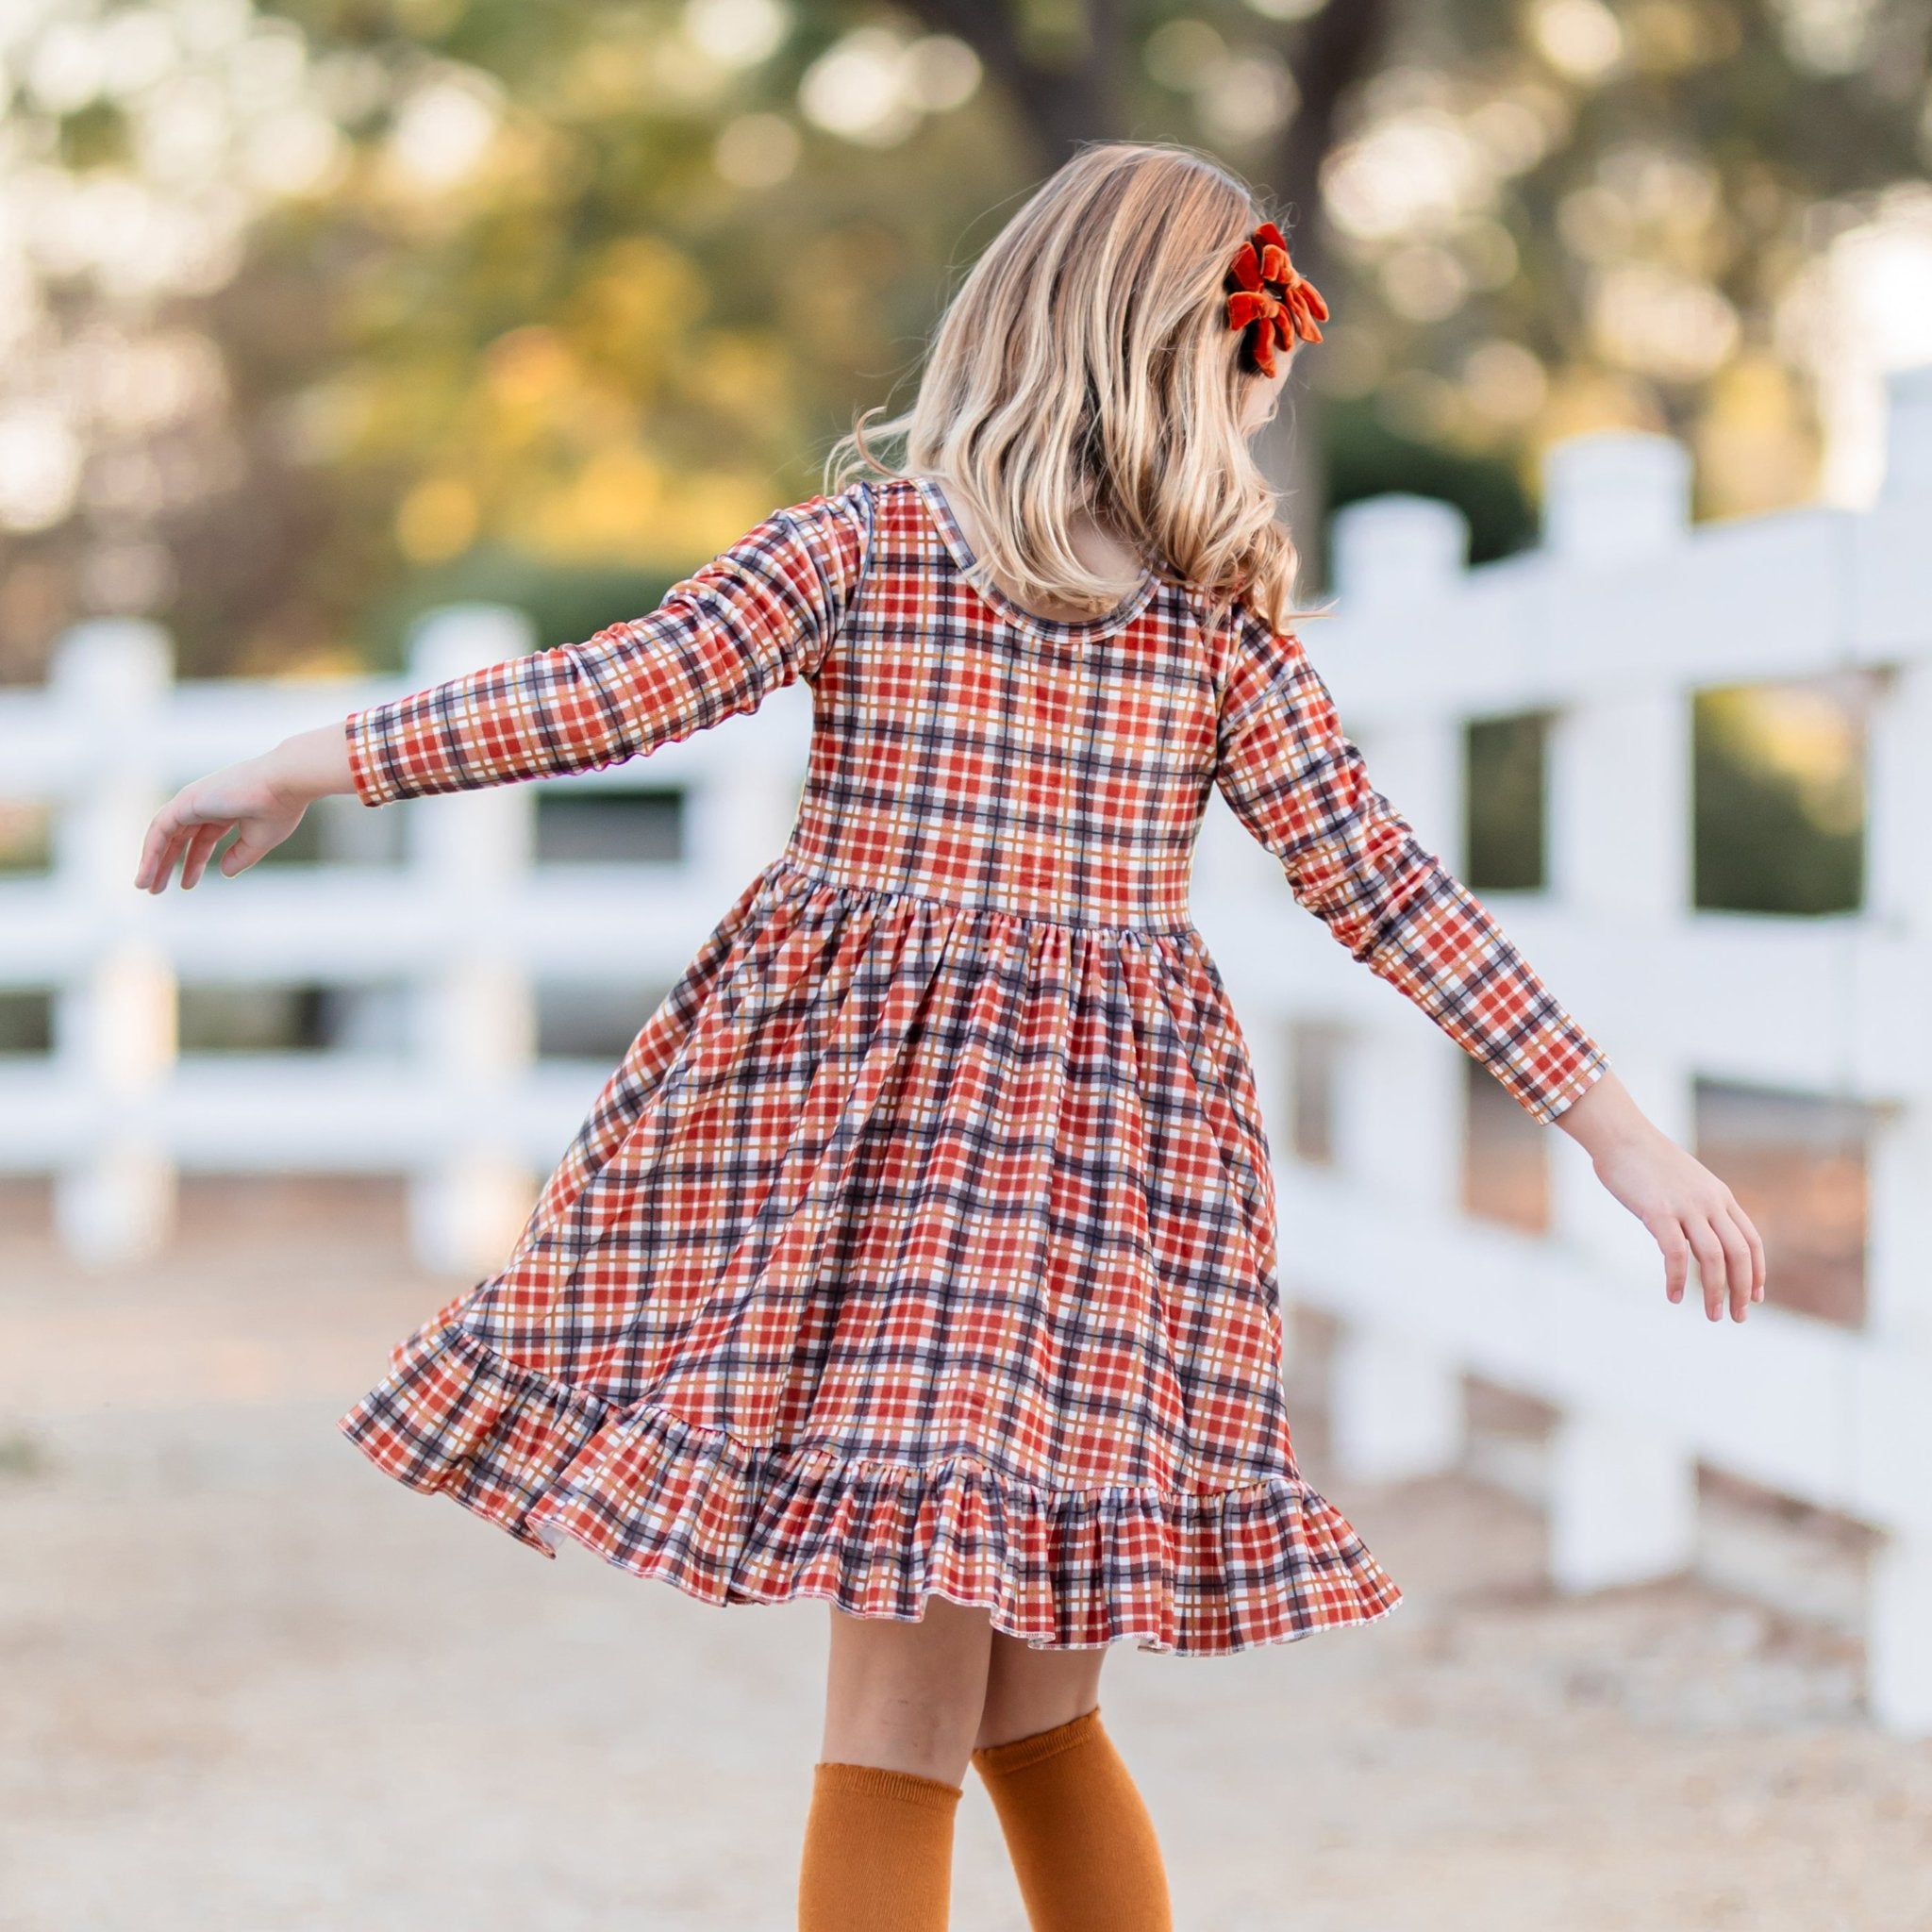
[{"x1": 336, "y1": 475, "x2": 1609, "y2": 1655}]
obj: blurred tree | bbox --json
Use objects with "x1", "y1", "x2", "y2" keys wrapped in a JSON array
[{"x1": 1, "y1": 0, "x2": 1928, "y2": 679}]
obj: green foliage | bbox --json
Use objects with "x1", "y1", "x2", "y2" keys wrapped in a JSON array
[
  {"x1": 1693, "y1": 687, "x2": 1864, "y2": 915},
  {"x1": 58, "y1": 100, "x2": 130, "y2": 171},
  {"x1": 1465, "y1": 712, "x2": 1550, "y2": 891},
  {"x1": 176, "y1": 986, "x2": 334, "y2": 1051},
  {"x1": 0, "y1": 991, "x2": 51, "y2": 1055},
  {"x1": 1460, "y1": 690, "x2": 1868, "y2": 916},
  {"x1": 358, "y1": 545, "x2": 680, "y2": 673},
  {"x1": 1324, "y1": 395, "x2": 1540, "y2": 569},
  {"x1": 0, "y1": 1429, "x2": 49, "y2": 1480}
]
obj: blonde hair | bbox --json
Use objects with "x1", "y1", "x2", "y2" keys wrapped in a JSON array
[{"x1": 826, "y1": 141, "x2": 1325, "y2": 633}]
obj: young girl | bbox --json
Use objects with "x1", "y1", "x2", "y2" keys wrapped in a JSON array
[{"x1": 135, "y1": 141, "x2": 1764, "y2": 1931}]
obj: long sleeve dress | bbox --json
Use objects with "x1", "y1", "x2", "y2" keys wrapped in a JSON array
[{"x1": 335, "y1": 474, "x2": 1610, "y2": 1656}]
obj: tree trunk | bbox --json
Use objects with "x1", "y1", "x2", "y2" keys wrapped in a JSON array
[
  {"x1": 900, "y1": 0, "x2": 1128, "y2": 166},
  {"x1": 1253, "y1": 0, "x2": 1398, "y2": 601}
]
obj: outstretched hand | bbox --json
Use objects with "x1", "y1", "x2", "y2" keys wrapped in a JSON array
[
  {"x1": 133, "y1": 755, "x2": 309, "y2": 892},
  {"x1": 1556, "y1": 1069, "x2": 1767, "y2": 1323},
  {"x1": 133, "y1": 720, "x2": 358, "y2": 893}
]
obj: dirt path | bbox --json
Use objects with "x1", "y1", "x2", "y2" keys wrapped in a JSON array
[{"x1": 3, "y1": 1178, "x2": 1928, "y2": 1931}]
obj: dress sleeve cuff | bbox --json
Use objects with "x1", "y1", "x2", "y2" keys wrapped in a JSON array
[
  {"x1": 1512, "y1": 1039, "x2": 1612, "y2": 1126},
  {"x1": 343, "y1": 708, "x2": 400, "y2": 808}
]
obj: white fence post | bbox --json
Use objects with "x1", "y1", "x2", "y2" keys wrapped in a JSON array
[
  {"x1": 1548, "y1": 1411, "x2": 1700, "y2": 1593},
  {"x1": 1864, "y1": 659, "x2": 1932, "y2": 1350},
  {"x1": 1541, "y1": 431, "x2": 1702, "y2": 1590},
  {"x1": 1878, "y1": 360, "x2": 1932, "y2": 502},
  {"x1": 1324, "y1": 495, "x2": 1471, "y2": 1484},
  {"x1": 48, "y1": 620, "x2": 179, "y2": 1266},
  {"x1": 685, "y1": 715, "x2": 808, "y2": 881},
  {"x1": 1864, "y1": 1074, "x2": 1932, "y2": 1733},
  {"x1": 1860, "y1": 364, "x2": 1932, "y2": 1732},
  {"x1": 1540, "y1": 427, "x2": 1693, "y2": 563},
  {"x1": 399, "y1": 607, "x2": 541, "y2": 1276}
]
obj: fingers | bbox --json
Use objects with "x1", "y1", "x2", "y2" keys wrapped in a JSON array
[
  {"x1": 1734, "y1": 1203, "x2": 1768, "y2": 1304},
  {"x1": 1676, "y1": 1205, "x2": 1761, "y2": 1324},
  {"x1": 1685, "y1": 1217, "x2": 1730, "y2": 1321},
  {"x1": 134, "y1": 798, "x2": 241, "y2": 892},
  {"x1": 216, "y1": 832, "x2": 271, "y2": 878},
  {"x1": 140, "y1": 826, "x2": 188, "y2": 894},
  {"x1": 134, "y1": 808, "x2": 183, "y2": 891},
  {"x1": 179, "y1": 823, "x2": 226, "y2": 891},
  {"x1": 1653, "y1": 1216, "x2": 1690, "y2": 1304},
  {"x1": 136, "y1": 800, "x2": 199, "y2": 892},
  {"x1": 1650, "y1": 1185, "x2": 1771, "y2": 1326},
  {"x1": 145, "y1": 825, "x2": 210, "y2": 892},
  {"x1": 1709, "y1": 1209, "x2": 1754, "y2": 1321}
]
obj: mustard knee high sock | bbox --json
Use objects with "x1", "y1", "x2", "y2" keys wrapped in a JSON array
[
  {"x1": 797, "y1": 1759, "x2": 963, "y2": 1932},
  {"x1": 971, "y1": 1705, "x2": 1172, "y2": 1932}
]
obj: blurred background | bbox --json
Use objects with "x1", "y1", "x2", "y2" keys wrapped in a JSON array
[{"x1": 5, "y1": 2, "x2": 1932, "y2": 1927}]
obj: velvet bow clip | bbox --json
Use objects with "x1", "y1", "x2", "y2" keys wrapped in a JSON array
[{"x1": 1224, "y1": 221, "x2": 1328, "y2": 377}]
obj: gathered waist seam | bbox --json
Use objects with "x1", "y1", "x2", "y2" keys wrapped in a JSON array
[{"x1": 763, "y1": 851, "x2": 1198, "y2": 941}]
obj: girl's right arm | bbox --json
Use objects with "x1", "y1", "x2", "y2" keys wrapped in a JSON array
[
  {"x1": 133, "y1": 718, "x2": 356, "y2": 893},
  {"x1": 135, "y1": 488, "x2": 870, "y2": 893}
]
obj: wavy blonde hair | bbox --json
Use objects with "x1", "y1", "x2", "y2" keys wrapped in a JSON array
[{"x1": 826, "y1": 140, "x2": 1325, "y2": 632}]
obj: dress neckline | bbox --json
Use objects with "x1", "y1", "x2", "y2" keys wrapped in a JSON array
[{"x1": 908, "y1": 475, "x2": 1159, "y2": 643}]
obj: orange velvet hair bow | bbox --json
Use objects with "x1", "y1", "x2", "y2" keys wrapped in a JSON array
[{"x1": 1224, "y1": 221, "x2": 1328, "y2": 377}]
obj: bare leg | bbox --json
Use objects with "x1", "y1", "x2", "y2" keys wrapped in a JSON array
[
  {"x1": 799, "y1": 1595, "x2": 997, "y2": 1930},
  {"x1": 819, "y1": 1592, "x2": 998, "y2": 1783},
  {"x1": 975, "y1": 1623, "x2": 1108, "y2": 1750}
]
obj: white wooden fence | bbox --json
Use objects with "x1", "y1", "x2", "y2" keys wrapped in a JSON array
[
  {"x1": 1195, "y1": 361, "x2": 1932, "y2": 1735},
  {"x1": 2, "y1": 365, "x2": 1929, "y2": 1732}
]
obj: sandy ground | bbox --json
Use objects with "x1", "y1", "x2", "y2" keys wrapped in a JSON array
[{"x1": 2, "y1": 1176, "x2": 1929, "y2": 1932}]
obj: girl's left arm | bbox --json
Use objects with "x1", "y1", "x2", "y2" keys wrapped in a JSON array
[
  {"x1": 1210, "y1": 615, "x2": 1765, "y2": 1320},
  {"x1": 1211, "y1": 613, "x2": 1609, "y2": 1127}
]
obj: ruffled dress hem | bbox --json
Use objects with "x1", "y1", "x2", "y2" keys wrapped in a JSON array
[{"x1": 336, "y1": 1320, "x2": 1407, "y2": 1658}]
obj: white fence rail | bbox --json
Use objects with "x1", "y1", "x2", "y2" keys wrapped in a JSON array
[{"x1": 3, "y1": 366, "x2": 1929, "y2": 1732}]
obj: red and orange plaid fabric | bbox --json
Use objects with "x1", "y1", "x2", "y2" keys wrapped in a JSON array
[{"x1": 337, "y1": 475, "x2": 1608, "y2": 1655}]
